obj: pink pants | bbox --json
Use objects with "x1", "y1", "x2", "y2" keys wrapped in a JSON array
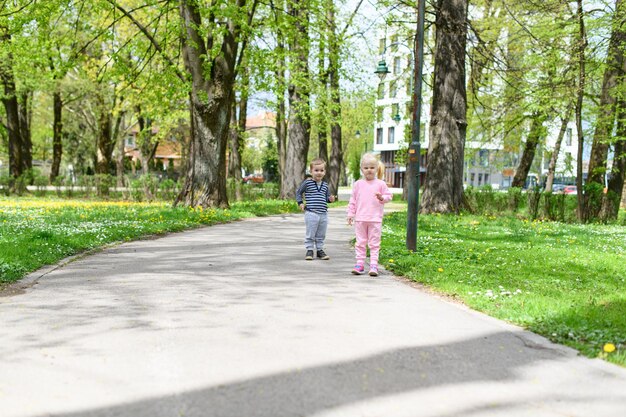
[{"x1": 354, "y1": 221, "x2": 382, "y2": 266}]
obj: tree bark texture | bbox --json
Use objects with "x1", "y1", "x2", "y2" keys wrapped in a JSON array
[
  {"x1": 327, "y1": 2, "x2": 343, "y2": 198},
  {"x1": 420, "y1": 0, "x2": 468, "y2": 214},
  {"x1": 599, "y1": 96, "x2": 626, "y2": 220},
  {"x1": 0, "y1": 28, "x2": 26, "y2": 181},
  {"x1": 50, "y1": 91, "x2": 63, "y2": 181},
  {"x1": 18, "y1": 92, "x2": 32, "y2": 172},
  {"x1": 587, "y1": 0, "x2": 626, "y2": 187},
  {"x1": 511, "y1": 112, "x2": 548, "y2": 188},
  {"x1": 575, "y1": 0, "x2": 587, "y2": 221},
  {"x1": 281, "y1": 0, "x2": 311, "y2": 199},
  {"x1": 175, "y1": 0, "x2": 248, "y2": 208},
  {"x1": 544, "y1": 108, "x2": 572, "y2": 192},
  {"x1": 96, "y1": 95, "x2": 114, "y2": 175}
]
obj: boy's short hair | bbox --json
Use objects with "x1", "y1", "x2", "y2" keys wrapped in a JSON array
[{"x1": 309, "y1": 158, "x2": 326, "y2": 170}]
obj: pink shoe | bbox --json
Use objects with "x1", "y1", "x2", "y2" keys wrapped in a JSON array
[
  {"x1": 352, "y1": 264, "x2": 365, "y2": 275},
  {"x1": 368, "y1": 266, "x2": 379, "y2": 277}
]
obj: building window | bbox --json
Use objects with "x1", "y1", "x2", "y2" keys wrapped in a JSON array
[
  {"x1": 377, "y1": 83, "x2": 384, "y2": 100},
  {"x1": 566, "y1": 128, "x2": 572, "y2": 146},
  {"x1": 478, "y1": 173, "x2": 483, "y2": 186},
  {"x1": 391, "y1": 103, "x2": 399, "y2": 120},
  {"x1": 389, "y1": 81, "x2": 397, "y2": 98},
  {"x1": 379, "y1": 38, "x2": 385, "y2": 55},
  {"x1": 125, "y1": 136, "x2": 135, "y2": 147},
  {"x1": 388, "y1": 126, "x2": 395, "y2": 144},
  {"x1": 470, "y1": 173, "x2": 475, "y2": 185},
  {"x1": 484, "y1": 173, "x2": 489, "y2": 184},
  {"x1": 376, "y1": 107, "x2": 384, "y2": 123},
  {"x1": 479, "y1": 149, "x2": 489, "y2": 167},
  {"x1": 391, "y1": 35, "x2": 398, "y2": 52},
  {"x1": 376, "y1": 128, "x2": 383, "y2": 144},
  {"x1": 394, "y1": 57, "x2": 402, "y2": 74}
]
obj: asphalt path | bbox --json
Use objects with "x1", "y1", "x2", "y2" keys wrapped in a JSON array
[{"x1": 1, "y1": 207, "x2": 625, "y2": 417}]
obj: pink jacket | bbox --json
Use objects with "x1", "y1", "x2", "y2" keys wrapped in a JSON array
[{"x1": 347, "y1": 179, "x2": 392, "y2": 223}]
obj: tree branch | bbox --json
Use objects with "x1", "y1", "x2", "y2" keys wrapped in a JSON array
[{"x1": 104, "y1": 0, "x2": 186, "y2": 83}]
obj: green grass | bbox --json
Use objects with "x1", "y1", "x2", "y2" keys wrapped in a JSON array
[
  {"x1": 380, "y1": 210, "x2": 626, "y2": 366},
  {"x1": 0, "y1": 197, "x2": 300, "y2": 284}
]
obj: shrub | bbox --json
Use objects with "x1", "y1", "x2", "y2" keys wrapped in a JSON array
[{"x1": 507, "y1": 187, "x2": 523, "y2": 212}]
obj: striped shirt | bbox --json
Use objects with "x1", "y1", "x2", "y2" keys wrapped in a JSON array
[{"x1": 296, "y1": 179, "x2": 331, "y2": 213}]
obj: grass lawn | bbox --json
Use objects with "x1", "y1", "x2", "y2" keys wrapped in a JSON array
[
  {"x1": 380, "y1": 210, "x2": 626, "y2": 366},
  {"x1": 0, "y1": 197, "x2": 300, "y2": 284}
]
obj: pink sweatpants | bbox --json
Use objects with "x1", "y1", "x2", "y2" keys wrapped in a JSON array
[{"x1": 354, "y1": 221, "x2": 382, "y2": 266}]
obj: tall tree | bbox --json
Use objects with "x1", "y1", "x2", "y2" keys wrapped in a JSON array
[
  {"x1": 585, "y1": 0, "x2": 626, "y2": 218},
  {"x1": 108, "y1": 0, "x2": 259, "y2": 208},
  {"x1": 282, "y1": 0, "x2": 311, "y2": 199},
  {"x1": 420, "y1": 0, "x2": 468, "y2": 214}
]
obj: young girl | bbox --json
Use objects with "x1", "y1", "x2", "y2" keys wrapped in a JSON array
[{"x1": 347, "y1": 153, "x2": 392, "y2": 276}]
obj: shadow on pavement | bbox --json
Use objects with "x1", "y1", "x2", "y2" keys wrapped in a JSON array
[{"x1": 43, "y1": 331, "x2": 619, "y2": 417}]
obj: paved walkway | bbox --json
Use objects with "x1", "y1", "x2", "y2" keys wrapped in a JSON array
[{"x1": 1, "y1": 208, "x2": 626, "y2": 417}]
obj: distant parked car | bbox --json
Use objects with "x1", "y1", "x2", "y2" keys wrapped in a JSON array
[
  {"x1": 563, "y1": 185, "x2": 577, "y2": 194},
  {"x1": 243, "y1": 174, "x2": 264, "y2": 184},
  {"x1": 551, "y1": 184, "x2": 566, "y2": 193}
]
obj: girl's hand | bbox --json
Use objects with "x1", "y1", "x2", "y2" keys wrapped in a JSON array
[
  {"x1": 347, "y1": 217, "x2": 354, "y2": 225},
  {"x1": 375, "y1": 192, "x2": 383, "y2": 201}
]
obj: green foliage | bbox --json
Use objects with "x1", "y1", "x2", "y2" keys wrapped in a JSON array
[
  {"x1": 464, "y1": 185, "x2": 508, "y2": 215},
  {"x1": 380, "y1": 211, "x2": 626, "y2": 366}
]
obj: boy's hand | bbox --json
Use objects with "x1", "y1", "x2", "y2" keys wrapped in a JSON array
[
  {"x1": 329, "y1": 195, "x2": 336, "y2": 203},
  {"x1": 347, "y1": 216, "x2": 354, "y2": 225},
  {"x1": 299, "y1": 203, "x2": 305, "y2": 211}
]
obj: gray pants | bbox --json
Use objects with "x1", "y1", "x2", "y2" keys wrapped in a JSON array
[{"x1": 304, "y1": 211, "x2": 328, "y2": 251}]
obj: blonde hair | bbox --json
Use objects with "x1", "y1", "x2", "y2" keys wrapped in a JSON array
[
  {"x1": 360, "y1": 153, "x2": 385, "y2": 180},
  {"x1": 309, "y1": 158, "x2": 326, "y2": 170}
]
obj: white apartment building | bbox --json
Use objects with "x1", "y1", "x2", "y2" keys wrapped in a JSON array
[{"x1": 373, "y1": 24, "x2": 581, "y2": 190}]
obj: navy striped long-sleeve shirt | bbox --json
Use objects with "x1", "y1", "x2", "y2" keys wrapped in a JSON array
[{"x1": 296, "y1": 179, "x2": 331, "y2": 213}]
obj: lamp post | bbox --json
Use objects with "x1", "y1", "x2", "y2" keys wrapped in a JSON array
[{"x1": 374, "y1": 2, "x2": 426, "y2": 251}]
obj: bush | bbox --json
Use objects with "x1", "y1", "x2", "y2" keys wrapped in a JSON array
[
  {"x1": 33, "y1": 173, "x2": 49, "y2": 197},
  {"x1": 95, "y1": 174, "x2": 114, "y2": 197},
  {"x1": 79, "y1": 176, "x2": 94, "y2": 198},
  {"x1": 0, "y1": 172, "x2": 11, "y2": 196},
  {"x1": 542, "y1": 192, "x2": 566, "y2": 222},
  {"x1": 159, "y1": 178, "x2": 178, "y2": 201},
  {"x1": 507, "y1": 187, "x2": 523, "y2": 212},
  {"x1": 526, "y1": 186, "x2": 542, "y2": 220}
]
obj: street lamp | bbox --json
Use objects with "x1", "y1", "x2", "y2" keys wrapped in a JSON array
[{"x1": 374, "y1": 4, "x2": 426, "y2": 251}]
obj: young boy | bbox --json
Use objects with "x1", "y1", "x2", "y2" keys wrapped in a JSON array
[{"x1": 296, "y1": 158, "x2": 335, "y2": 260}]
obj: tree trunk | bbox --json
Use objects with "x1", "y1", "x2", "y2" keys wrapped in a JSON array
[
  {"x1": 544, "y1": 108, "x2": 572, "y2": 192},
  {"x1": 599, "y1": 95, "x2": 626, "y2": 220},
  {"x1": 115, "y1": 112, "x2": 127, "y2": 187},
  {"x1": 18, "y1": 92, "x2": 32, "y2": 173},
  {"x1": 327, "y1": 2, "x2": 343, "y2": 198},
  {"x1": 1, "y1": 64, "x2": 23, "y2": 180},
  {"x1": 575, "y1": 0, "x2": 587, "y2": 221},
  {"x1": 511, "y1": 112, "x2": 548, "y2": 188},
  {"x1": 276, "y1": 65, "x2": 288, "y2": 190},
  {"x1": 175, "y1": 0, "x2": 245, "y2": 208},
  {"x1": 420, "y1": 0, "x2": 468, "y2": 214},
  {"x1": 587, "y1": 0, "x2": 626, "y2": 187},
  {"x1": 281, "y1": 0, "x2": 311, "y2": 199},
  {"x1": 96, "y1": 101, "x2": 114, "y2": 175},
  {"x1": 317, "y1": 27, "x2": 329, "y2": 165},
  {"x1": 50, "y1": 91, "x2": 63, "y2": 181},
  {"x1": 228, "y1": 95, "x2": 245, "y2": 201}
]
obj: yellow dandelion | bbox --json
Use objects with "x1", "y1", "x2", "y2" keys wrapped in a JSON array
[
  {"x1": 437, "y1": 267, "x2": 444, "y2": 272},
  {"x1": 388, "y1": 259, "x2": 395, "y2": 263},
  {"x1": 603, "y1": 343, "x2": 616, "y2": 353}
]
